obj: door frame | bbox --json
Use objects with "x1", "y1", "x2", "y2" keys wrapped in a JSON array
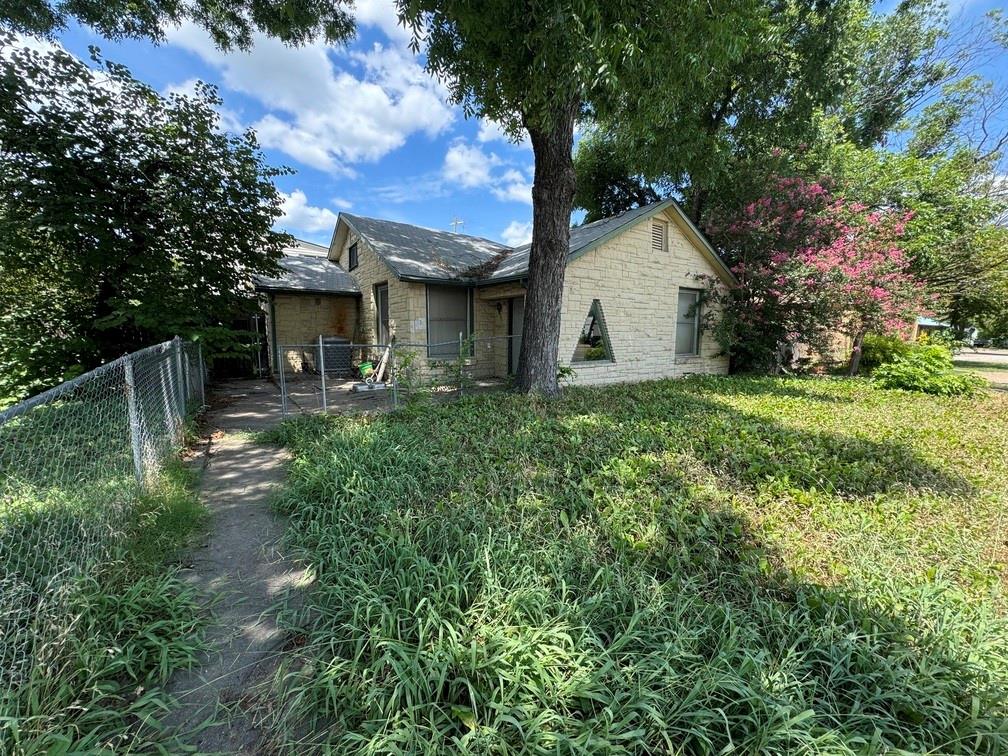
[{"x1": 507, "y1": 296, "x2": 525, "y2": 375}]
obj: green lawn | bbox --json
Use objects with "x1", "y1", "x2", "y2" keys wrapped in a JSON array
[
  {"x1": 954, "y1": 363, "x2": 1008, "y2": 390},
  {"x1": 261, "y1": 376, "x2": 1008, "y2": 754}
]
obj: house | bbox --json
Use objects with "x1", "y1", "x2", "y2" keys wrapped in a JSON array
[{"x1": 253, "y1": 198, "x2": 735, "y2": 386}]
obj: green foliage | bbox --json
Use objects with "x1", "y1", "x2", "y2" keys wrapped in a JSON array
[
  {"x1": 0, "y1": 39, "x2": 290, "y2": 402},
  {"x1": 0, "y1": 0, "x2": 354, "y2": 50},
  {"x1": 873, "y1": 345, "x2": 988, "y2": 396},
  {"x1": 259, "y1": 378, "x2": 1008, "y2": 753},
  {"x1": 836, "y1": 0, "x2": 952, "y2": 148},
  {"x1": 860, "y1": 333, "x2": 912, "y2": 370},
  {"x1": 583, "y1": 345, "x2": 607, "y2": 360},
  {"x1": 1, "y1": 461, "x2": 208, "y2": 752},
  {"x1": 574, "y1": 0, "x2": 855, "y2": 222},
  {"x1": 572, "y1": 132, "x2": 660, "y2": 223}
]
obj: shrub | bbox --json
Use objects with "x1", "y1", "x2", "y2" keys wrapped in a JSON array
[
  {"x1": 861, "y1": 333, "x2": 912, "y2": 370},
  {"x1": 584, "y1": 345, "x2": 608, "y2": 360},
  {"x1": 873, "y1": 345, "x2": 987, "y2": 396}
]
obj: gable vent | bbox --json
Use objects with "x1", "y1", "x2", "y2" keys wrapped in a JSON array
[{"x1": 651, "y1": 220, "x2": 667, "y2": 252}]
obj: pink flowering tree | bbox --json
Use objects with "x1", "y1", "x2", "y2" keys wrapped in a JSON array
[{"x1": 702, "y1": 176, "x2": 926, "y2": 374}]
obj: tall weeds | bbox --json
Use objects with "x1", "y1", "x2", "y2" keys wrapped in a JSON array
[{"x1": 260, "y1": 377, "x2": 1008, "y2": 754}]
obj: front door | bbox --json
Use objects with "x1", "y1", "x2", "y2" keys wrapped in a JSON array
[{"x1": 508, "y1": 296, "x2": 525, "y2": 375}]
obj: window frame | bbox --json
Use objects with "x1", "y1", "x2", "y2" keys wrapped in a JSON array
[
  {"x1": 571, "y1": 299, "x2": 616, "y2": 365},
  {"x1": 675, "y1": 287, "x2": 702, "y2": 357},
  {"x1": 374, "y1": 282, "x2": 390, "y2": 345},
  {"x1": 348, "y1": 241, "x2": 359, "y2": 271},
  {"x1": 425, "y1": 284, "x2": 474, "y2": 359}
]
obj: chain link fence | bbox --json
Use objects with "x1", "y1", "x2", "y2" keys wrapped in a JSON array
[
  {"x1": 0, "y1": 337, "x2": 204, "y2": 700},
  {"x1": 275, "y1": 335, "x2": 517, "y2": 415}
]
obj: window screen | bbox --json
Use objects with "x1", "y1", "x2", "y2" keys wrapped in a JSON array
[
  {"x1": 676, "y1": 288, "x2": 701, "y2": 356},
  {"x1": 348, "y1": 242, "x2": 358, "y2": 270},
  {"x1": 375, "y1": 283, "x2": 389, "y2": 344},
  {"x1": 426, "y1": 285, "x2": 472, "y2": 358}
]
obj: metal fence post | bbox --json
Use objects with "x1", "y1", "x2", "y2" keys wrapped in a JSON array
[
  {"x1": 458, "y1": 332, "x2": 464, "y2": 397},
  {"x1": 390, "y1": 342, "x2": 398, "y2": 410},
  {"x1": 197, "y1": 342, "x2": 206, "y2": 408},
  {"x1": 124, "y1": 354, "x2": 144, "y2": 487},
  {"x1": 318, "y1": 335, "x2": 327, "y2": 412},
  {"x1": 279, "y1": 348, "x2": 288, "y2": 418},
  {"x1": 172, "y1": 336, "x2": 186, "y2": 422}
]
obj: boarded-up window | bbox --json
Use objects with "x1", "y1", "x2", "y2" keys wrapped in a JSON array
[
  {"x1": 426, "y1": 285, "x2": 473, "y2": 358},
  {"x1": 676, "y1": 288, "x2": 701, "y2": 356},
  {"x1": 651, "y1": 220, "x2": 667, "y2": 252}
]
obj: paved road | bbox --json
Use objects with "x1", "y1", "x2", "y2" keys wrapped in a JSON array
[{"x1": 955, "y1": 348, "x2": 1008, "y2": 368}]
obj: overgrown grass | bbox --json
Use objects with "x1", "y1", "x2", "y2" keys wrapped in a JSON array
[
  {"x1": 0, "y1": 460, "x2": 208, "y2": 753},
  {"x1": 258, "y1": 376, "x2": 1008, "y2": 753}
]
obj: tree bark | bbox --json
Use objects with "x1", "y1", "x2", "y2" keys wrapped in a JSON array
[
  {"x1": 516, "y1": 99, "x2": 579, "y2": 396},
  {"x1": 848, "y1": 330, "x2": 867, "y2": 376}
]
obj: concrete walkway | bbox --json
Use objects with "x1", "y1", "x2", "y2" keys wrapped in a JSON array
[{"x1": 162, "y1": 395, "x2": 304, "y2": 753}]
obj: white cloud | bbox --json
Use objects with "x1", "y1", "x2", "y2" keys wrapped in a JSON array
[
  {"x1": 501, "y1": 220, "x2": 533, "y2": 246},
  {"x1": 332, "y1": 196, "x2": 353, "y2": 209},
  {"x1": 167, "y1": 24, "x2": 453, "y2": 172},
  {"x1": 477, "y1": 118, "x2": 530, "y2": 149},
  {"x1": 443, "y1": 140, "x2": 501, "y2": 188},
  {"x1": 491, "y1": 168, "x2": 533, "y2": 205},
  {"x1": 278, "y1": 190, "x2": 340, "y2": 234},
  {"x1": 353, "y1": 0, "x2": 412, "y2": 45},
  {"x1": 440, "y1": 140, "x2": 533, "y2": 204}
]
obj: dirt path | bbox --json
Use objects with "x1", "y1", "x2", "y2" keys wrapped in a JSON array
[{"x1": 163, "y1": 418, "x2": 304, "y2": 753}]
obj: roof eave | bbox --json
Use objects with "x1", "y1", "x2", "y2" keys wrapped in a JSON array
[
  {"x1": 562, "y1": 198, "x2": 737, "y2": 286},
  {"x1": 254, "y1": 284, "x2": 362, "y2": 297}
]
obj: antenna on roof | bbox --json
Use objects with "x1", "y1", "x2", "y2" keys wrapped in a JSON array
[{"x1": 450, "y1": 217, "x2": 465, "y2": 233}]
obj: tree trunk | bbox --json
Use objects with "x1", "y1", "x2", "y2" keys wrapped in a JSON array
[
  {"x1": 516, "y1": 100, "x2": 578, "y2": 396},
  {"x1": 848, "y1": 330, "x2": 867, "y2": 376}
]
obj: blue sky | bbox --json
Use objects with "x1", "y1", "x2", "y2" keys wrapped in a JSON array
[
  {"x1": 54, "y1": 0, "x2": 537, "y2": 247},
  {"x1": 49, "y1": 0, "x2": 1007, "y2": 248}
]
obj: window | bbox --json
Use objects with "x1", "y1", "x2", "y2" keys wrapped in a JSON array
[
  {"x1": 348, "y1": 241, "x2": 359, "y2": 271},
  {"x1": 651, "y1": 220, "x2": 667, "y2": 252},
  {"x1": 571, "y1": 299, "x2": 614, "y2": 363},
  {"x1": 426, "y1": 285, "x2": 473, "y2": 358},
  {"x1": 375, "y1": 283, "x2": 389, "y2": 344},
  {"x1": 676, "y1": 288, "x2": 701, "y2": 356}
]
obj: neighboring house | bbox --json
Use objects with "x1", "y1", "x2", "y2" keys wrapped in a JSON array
[
  {"x1": 253, "y1": 199, "x2": 735, "y2": 386},
  {"x1": 914, "y1": 316, "x2": 952, "y2": 340}
]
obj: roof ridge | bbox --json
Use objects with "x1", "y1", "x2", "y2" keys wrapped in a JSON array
[{"x1": 342, "y1": 211, "x2": 513, "y2": 250}]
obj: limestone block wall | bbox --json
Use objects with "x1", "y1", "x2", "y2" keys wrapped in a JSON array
[{"x1": 557, "y1": 209, "x2": 730, "y2": 386}]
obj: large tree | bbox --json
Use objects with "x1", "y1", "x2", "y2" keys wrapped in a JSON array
[
  {"x1": 575, "y1": 0, "x2": 856, "y2": 226},
  {"x1": 0, "y1": 37, "x2": 290, "y2": 402},
  {"x1": 397, "y1": 0, "x2": 762, "y2": 394},
  {"x1": 0, "y1": 0, "x2": 354, "y2": 49}
]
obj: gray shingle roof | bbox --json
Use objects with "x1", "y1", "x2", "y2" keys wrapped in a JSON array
[
  {"x1": 253, "y1": 241, "x2": 360, "y2": 295},
  {"x1": 322, "y1": 199, "x2": 732, "y2": 289},
  {"x1": 342, "y1": 213, "x2": 511, "y2": 283}
]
